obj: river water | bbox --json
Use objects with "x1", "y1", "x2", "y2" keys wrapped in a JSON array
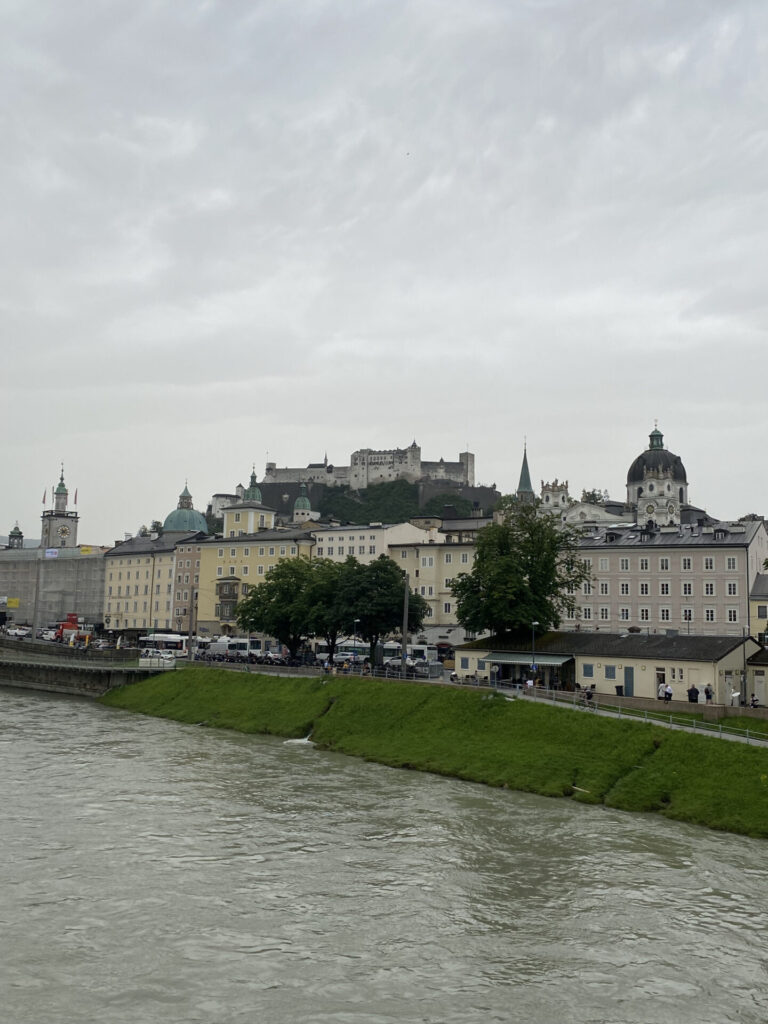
[{"x1": 2, "y1": 686, "x2": 767, "y2": 1024}]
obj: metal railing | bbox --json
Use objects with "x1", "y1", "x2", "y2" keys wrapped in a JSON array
[{"x1": 518, "y1": 683, "x2": 768, "y2": 745}]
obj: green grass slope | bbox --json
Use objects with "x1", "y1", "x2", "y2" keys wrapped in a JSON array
[{"x1": 100, "y1": 669, "x2": 768, "y2": 838}]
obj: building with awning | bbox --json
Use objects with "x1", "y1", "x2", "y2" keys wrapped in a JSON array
[{"x1": 454, "y1": 631, "x2": 760, "y2": 704}]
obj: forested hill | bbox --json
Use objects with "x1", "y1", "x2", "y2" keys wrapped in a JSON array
[
  {"x1": 205, "y1": 479, "x2": 498, "y2": 534},
  {"x1": 316, "y1": 480, "x2": 475, "y2": 524}
]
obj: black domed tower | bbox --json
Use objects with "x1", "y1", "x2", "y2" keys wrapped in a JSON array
[{"x1": 626, "y1": 426, "x2": 688, "y2": 525}]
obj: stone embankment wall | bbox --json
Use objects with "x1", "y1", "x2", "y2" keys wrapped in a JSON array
[
  {"x1": 0, "y1": 635, "x2": 152, "y2": 697},
  {"x1": 0, "y1": 657, "x2": 160, "y2": 698}
]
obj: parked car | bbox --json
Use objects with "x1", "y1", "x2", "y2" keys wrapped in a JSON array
[
  {"x1": 7, "y1": 626, "x2": 31, "y2": 638},
  {"x1": 141, "y1": 648, "x2": 175, "y2": 661}
]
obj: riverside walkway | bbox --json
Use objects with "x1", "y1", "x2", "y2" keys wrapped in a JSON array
[{"x1": 511, "y1": 684, "x2": 768, "y2": 747}]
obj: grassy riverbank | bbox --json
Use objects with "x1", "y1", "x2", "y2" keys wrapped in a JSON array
[{"x1": 100, "y1": 669, "x2": 768, "y2": 838}]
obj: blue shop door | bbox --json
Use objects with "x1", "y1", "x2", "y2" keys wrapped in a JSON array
[{"x1": 623, "y1": 667, "x2": 634, "y2": 697}]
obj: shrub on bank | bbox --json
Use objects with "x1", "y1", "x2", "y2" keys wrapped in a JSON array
[{"x1": 100, "y1": 669, "x2": 768, "y2": 839}]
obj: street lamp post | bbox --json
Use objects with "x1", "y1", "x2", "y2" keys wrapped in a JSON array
[
  {"x1": 353, "y1": 618, "x2": 360, "y2": 660},
  {"x1": 531, "y1": 620, "x2": 539, "y2": 685}
]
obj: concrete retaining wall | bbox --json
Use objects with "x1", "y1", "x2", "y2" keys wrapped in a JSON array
[{"x1": 0, "y1": 659, "x2": 161, "y2": 697}]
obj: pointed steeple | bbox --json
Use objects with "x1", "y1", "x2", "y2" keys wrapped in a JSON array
[
  {"x1": 516, "y1": 444, "x2": 535, "y2": 503},
  {"x1": 54, "y1": 466, "x2": 68, "y2": 512}
]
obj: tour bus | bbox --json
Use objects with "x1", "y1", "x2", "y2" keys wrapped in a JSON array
[
  {"x1": 313, "y1": 640, "x2": 368, "y2": 665},
  {"x1": 138, "y1": 633, "x2": 189, "y2": 657},
  {"x1": 313, "y1": 640, "x2": 436, "y2": 665}
]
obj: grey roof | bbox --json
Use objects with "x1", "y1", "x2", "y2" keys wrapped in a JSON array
[
  {"x1": 751, "y1": 574, "x2": 768, "y2": 599},
  {"x1": 311, "y1": 523, "x2": 399, "y2": 533},
  {"x1": 105, "y1": 532, "x2": 205, "y2": 558},
  {"x1": 459, "y1": 630, "x2": 753, "y2": 664},
  {"x1": 198, "y1": 528, "x2": 314, "y2": 546},
  {"x1": 578, "y1": 520, "x2": 763, "y2": 550}
]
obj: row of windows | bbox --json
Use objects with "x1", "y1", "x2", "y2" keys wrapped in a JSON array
[
  {"x1": 573, "y1": 606, "x2": 739, "y2": 623},
  {"x1": 218, "y1": 545, "x2": 297, "y2": 558},
  {"x1": 584, "y1": 581, "x2": 739, "y2": 596},
  {"x1": 109, "y1": 583, "x2": 173, "y2": 597},
  {"x1": 111, "y1": 551, "x2": 200, "y2": 568},
  {"x1": 584, "y1": 555, "x2": 738, "y2": 572},
  {"x1": 584, "y1": 663, "x2": 686, "y2": 680},
  {"x1": 399, "y1": 551, "x2": 472, "y2": 565},
  {"x1": 109, "y1": 568, "x2": 174, "y2": 582},
  {"x1": 315, "y1": 534, "x2": 379, "y2": 542},
  {"x1": 111, "y1": 619, "x2": 173, "y2": 629},
  {"x1": 107, "y1": 600, "x2": 172, "y2": 614},
  {"x1": 315, "y1": 546, "x2": 376, "y2": 556}
]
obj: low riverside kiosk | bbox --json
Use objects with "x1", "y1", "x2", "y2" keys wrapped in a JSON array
[{"x1": 454, "y1": 631, "x2": 765, "y2": 711}]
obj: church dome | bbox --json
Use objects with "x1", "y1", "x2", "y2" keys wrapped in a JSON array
[
  {"x1": 162, "y1": 485, "x2": 209, "y2": 534},
  {"x1": 243, "y1": 467, "x2": 262, "y2": 503},
  {"x1": 627, "y1": 428, "x2": 687, "y2": 486},
  {"x1": 294, "y1": 483, "x2": 311, "y2": 512}
]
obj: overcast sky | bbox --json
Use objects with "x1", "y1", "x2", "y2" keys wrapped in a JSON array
[{"x1": 3, "y1": 0, "x2": 767, "y2": 545}]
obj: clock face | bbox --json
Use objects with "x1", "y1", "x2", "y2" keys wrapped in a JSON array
[
  {"x1": 57, "y1": 524, "x2": 70, "y2": 539},
  {"x1": 667, "y1": 502, "x2": 676, "y2": 514},
  {"x1": 646, "y1": 503, "x2": 655, "y2": 515}
]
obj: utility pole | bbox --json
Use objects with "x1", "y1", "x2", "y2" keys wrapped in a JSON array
[{"x1": 401, "y1": 573, "x2": 409, "y2": 676}]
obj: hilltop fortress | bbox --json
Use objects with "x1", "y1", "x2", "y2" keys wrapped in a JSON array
[{"x1": 263, "y1": 441, "x2": 475, "y2": 490}]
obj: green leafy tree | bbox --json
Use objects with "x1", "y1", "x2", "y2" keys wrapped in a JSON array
[
  {"x1": 580, "y1": 488, "x2": 609, "y2": 505},
  {"x1": 304, "y1": 558, "x2": 358, "y2": 664},
  {"x1": 235, "y1": 557, "x2": 314, "y2": 658},
  {"x1": 340, "y1": 555, "x2": 429, "y2": 663},
  {"x1": 451, "y1": 501, "x2": 590, "y2": 637}
]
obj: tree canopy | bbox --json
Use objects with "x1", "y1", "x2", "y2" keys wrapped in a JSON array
[
  {"x1": 580, "y1": 488, "x2": 609, "y2": 505},
  {"x1": 235, "y1": 556, "x2": 315, "y2": 657},
  {"x1": 235, "y1": 553, "x2": 429, "y2": 662},
  {"x1": 450, "y1": 501, "x2": 590, "y2": 637},
  {"x1": 340, "y1": 555, "x2": 429, "y2": 662},
  {"x1": 316, "y1": 479, "x2": 474, "y2": 525}
]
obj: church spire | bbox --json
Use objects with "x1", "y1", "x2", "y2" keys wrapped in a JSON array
[
  {"x1": 516, "y1": 443, "x2": 535, "y2": 504},
  {"x1": 54, "y1": 466, "x2": 68, "y2": 512}
]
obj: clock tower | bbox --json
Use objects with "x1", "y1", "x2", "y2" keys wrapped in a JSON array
[{"x1": 40, "y1": 467, "x2": 79, "y2": 548}]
